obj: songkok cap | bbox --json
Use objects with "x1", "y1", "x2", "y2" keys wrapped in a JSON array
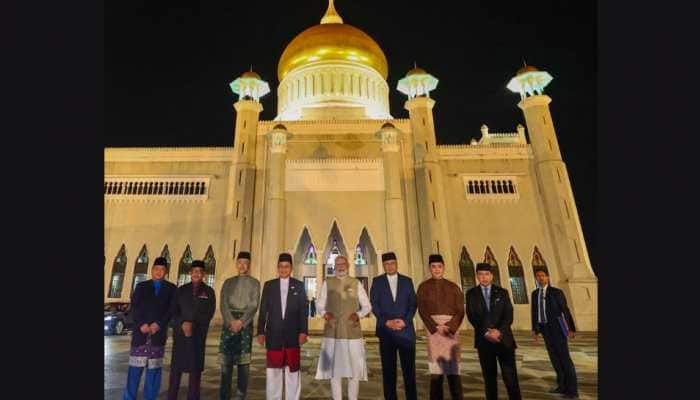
[
  {"x1": 190, "y1": 260, "x2": 206, "y2": 270},
  {"x1": 534, "y1": 267, "x2": 549, "y2": 276},
  {"x1": 428, "y1": 254, "x2": 444, "y2": 264},
  {"x1": 278, "y1": 253, "x2": 293, "y2": 264},
  {"x1": 153, "y1": 257, "x2": 169, "y2": 268},
  {"x1": 475, "y1": 263, "x2": 492, "y2": 272},
  {"x1": 237, "y1": 251, "x2": 251, "y2": 260},
  {"x1": 381, "y1": 252, "x2": 397, "y2": 262}
]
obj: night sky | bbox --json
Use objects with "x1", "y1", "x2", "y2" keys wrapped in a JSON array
[{"x1": 105, "y1": 0, "x2": 596, "y2": 270}]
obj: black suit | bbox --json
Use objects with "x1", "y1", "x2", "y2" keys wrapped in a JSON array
[
  {"x1": 131, "y1": 279, "x2": 177, "y2": 347},
  {"x1": 466, "y1": 285, "x2": 521, "y2": 400},
  {"x1": 531, "y1": 285, "x2": 578, "y2": 396},
  {"x1": 257, "y1": 278, "x2": 308, "y2": 349}
]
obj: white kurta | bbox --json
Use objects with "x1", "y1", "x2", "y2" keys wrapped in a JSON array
[{"x1": 314, "y1": 280, "x2": 372, "y2": 380}]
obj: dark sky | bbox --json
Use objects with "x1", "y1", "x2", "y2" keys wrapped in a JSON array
[{"x1": 105, "y1": 0, "x2": 596, "y2": 270}]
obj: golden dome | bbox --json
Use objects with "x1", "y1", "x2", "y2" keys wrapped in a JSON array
[
  {"x1": 406, "y1": 66, "x2": 427, "y2": 76},
  {"x1": 277, "y1": 1, "x2": 388, "y2": 81},
  {"x1": 516, "y1": 65, "x2": 539, "y2": 76},
  {"x1": 241, "y1": 70, "x2": 261, "y2": 80}
]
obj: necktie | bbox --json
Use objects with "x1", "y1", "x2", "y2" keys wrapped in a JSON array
[
  {"x1": 539, "y1": 288, "x2": 547, "y2": 323},
  {"x1": 483, "y1": 287, "x2": 490, "y2": 311}
]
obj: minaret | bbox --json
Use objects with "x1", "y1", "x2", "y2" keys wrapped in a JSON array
[
  {"x1": 376, "y1": 122, "x2": 409, "y2": 266},
  {"x1": 398, "y1": 66, "x2": 454, "y2": 279},
  {"x1": 227, "y1": 70, "x2": 270, "y2": 278},
  {"x1": 508, "y1": 64, "x2": 597, "y2": 330},
  {"x1": 260, "y1": 124, "x2": 292, "y2": 284}
]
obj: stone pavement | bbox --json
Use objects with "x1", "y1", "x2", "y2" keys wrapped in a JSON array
[{"x1": 105, "y1": 327, "x2": 597, "y2": 399}]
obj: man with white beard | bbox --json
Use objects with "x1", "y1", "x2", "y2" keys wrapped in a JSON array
[{"x1": 314, "y1": 255, "x2": 372, "y2": 400}]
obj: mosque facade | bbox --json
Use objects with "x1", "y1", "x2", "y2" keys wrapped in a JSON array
[{"x1": 104, "y1": 1, "x2": 597, "y2": 331}]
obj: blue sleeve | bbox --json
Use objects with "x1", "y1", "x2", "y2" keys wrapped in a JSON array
[{"x1": 370, "y1": 280, "x2": 385, "y2": 326}]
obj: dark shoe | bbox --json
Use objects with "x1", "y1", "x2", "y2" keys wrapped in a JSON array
[
  {"x1": 548, "y1": 387, "x2": 564, "y2": 394},
  {"x1": 561, "y1": 394, "x2": 578, "y2": 399}
]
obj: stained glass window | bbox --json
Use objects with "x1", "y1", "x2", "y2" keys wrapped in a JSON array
[
  {"x1": 532, "y1": 246, "x2": 550, "y2": 288},
  {"x1": 203, "y1": 245, "x2": 216, "y2": 288},
  {"x1": 108, "y1": 244, "x2": 127, "y2": 298},
  {"x1": 354, "y1": 244, "x2": 367, "y2": 266},
  {"x1": 458, "y1": 246, "x2": 476, "y2": 303},
  {"x1": 507, "y1": 246, "x2": 528, "y2": 304},
  {"x1": 483, "y1": 246, "x2": 501, "y2": 286},
  {"x1": 304, "y1": 244, "x2": 319, "y2": 265},
  {"x1": 325, "y1": 239, "x2": 341, "y2": 277},
  {"x1": 178, "y1": 245, "x2": 193, "y2": 286},
  {"x1": 131, "y1": 245, "x2": 149, "y2": 294}
]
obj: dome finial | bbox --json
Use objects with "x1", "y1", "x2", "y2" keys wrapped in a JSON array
[{"x1": 321, "y1": 0, "x2": 343, "y2": 24}]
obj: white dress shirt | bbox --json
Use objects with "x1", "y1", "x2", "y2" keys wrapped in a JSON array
[
  {"x1": 280, "y1": 277, "x2": 290, "y2": 319},
  {"x1": 387, "y1": 273, "x2": 398, "y2": 301}
]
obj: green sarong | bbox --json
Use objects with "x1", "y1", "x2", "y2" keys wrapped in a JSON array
[{"x1": 218, "y1": 310, "x2": 253, "y2": 365}]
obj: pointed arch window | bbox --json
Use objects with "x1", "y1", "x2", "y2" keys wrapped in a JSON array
[
  {"x1": 160, "y1": 245, "x2": 171, "y2": 274},
  {"x1": 532, "y1": 246, "x2": 550, "y2": 289},
  {"x1": 354, "y1": 227, "x2": 377, "y2": 295},
  {"x1": 483, "y1": 246, "x2": 501, "y2": 286},
  {"x1": 507, "y1": 246, "x2": 528, "y2": 304},
  {"x1": 178, "y1": 245, "x2": 193, "y2": 286},
  {"x1": 293, "y1": 227, "x2": 318, "y2": 300},
  {"x1": 322, "y1": 221, "x2": 348, "y2": 279},
  {"x1": 108, "y1": 244, "x2": 127, "y2": 298},
  {"x1": 325, "y1": 239, "x2": 342, "y2": 277},
  {"x1": 131, "y1": 245, "x2": 149, "y2": 293},
  {"x1": 458, "y1": 246, "x2": 476, "y2": 302},
  {"x1": 203, "y1": 245, "x2": 216, "y2": 288}
]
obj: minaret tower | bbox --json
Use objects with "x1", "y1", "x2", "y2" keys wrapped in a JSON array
[
  {"x1": 398, "y1": 66, "x2": 454, "y2": 279},
  {"x1": 226, "y1": 70, "x2": 270, "y2": 278},
  {"x1": 508, "y1": 64, "x2": 597, "y2": 330}
]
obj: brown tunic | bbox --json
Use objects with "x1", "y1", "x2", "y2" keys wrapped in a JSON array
[{"x1": 416, "y1": 278, "x2": 465, "y2": 334}]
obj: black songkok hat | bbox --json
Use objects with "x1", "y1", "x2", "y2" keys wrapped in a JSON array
[
  {"x1": 381, "y1": 252, "x2": 397, "y2": 262},
  {"x1": 190, "y1": 260, "x2": 206, "y2": 270},
  {"x1": 476, "y1": 263, "x2": 492, "y2": 272},
  {"x1": 278, "y1": 253, "x2": 293, "y2": 264},
  {"x1": 153, "y1": 257, "x2": 169, "y2": 268},
  {"x1": 237, "y1": 251, "x2": 251, "y2": 260},
  {"x1": 534, "y1": 267, "x2": 549, "y2": 276},
  {"x1": 428, "y1": 254, "x2": 444, "y2": 264}
]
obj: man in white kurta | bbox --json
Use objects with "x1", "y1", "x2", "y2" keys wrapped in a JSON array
[{"x1": 315, "y1": 255, "x2": 372, "y2": 400}]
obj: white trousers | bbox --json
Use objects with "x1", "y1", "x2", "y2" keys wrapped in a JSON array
[
  {"x1": 266, "y1": 366, "x2": 300, "y2": 400},
  {"x1": 331, "y1": 377, "x2": 359, "y2": 400}
]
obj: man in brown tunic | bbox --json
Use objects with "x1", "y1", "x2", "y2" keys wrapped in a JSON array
[{"x1": 417, "y1": 254, "x2": 465, "y2": 400}]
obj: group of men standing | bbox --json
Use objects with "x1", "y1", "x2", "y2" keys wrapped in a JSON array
[{"x1": 121, "y1": 249, "x2": 579, "y2": 400}]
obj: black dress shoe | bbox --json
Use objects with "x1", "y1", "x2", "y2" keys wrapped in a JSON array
[
  {"x1": 548, "y1": 387, "x2": 563, "y2": 394},
  {"x1": 561, "y1": 394, "x2": 579, "y2": 399}
]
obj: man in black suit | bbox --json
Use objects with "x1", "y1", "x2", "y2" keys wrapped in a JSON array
[
  {"x1": 369, "y1": 252, "x2": 418, "y2": 400},
  {"x1": 257, "y1": 253, "x2": 308, "y2": 400},
  {"x1": 466, "y1": 263, "x2": 522, "y2": 400},
  {"x1": 532, "y1": 268, "x2": 578, "y2": 398},
  {"x1": 123, "y1": 256, "x2": 177, "y2": 400}
]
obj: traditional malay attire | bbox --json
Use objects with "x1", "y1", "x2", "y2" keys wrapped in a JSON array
[
  {"x1": 257, "y1": 253, "x2": 308, "y2": 400},
  {"x1": 218, "y1": 251, "x2": 260, "y2": 400},
  {"x1": 466, "y1": 263, "x2": 522, "y2": 400},
  {"x1": 123, "y1": 257, "x2": 177, "y2": 400},
  {"x1": 314, "y1": 271, "x2": 372, "y2": 400},
  {"x1": 369, "y1": 252, "x2": 418, "y2": 400},
  {"x1": 167, "y1": 260, "x2": 217, "y2": 400},
  {"x1": 416, "y1": 254, "x2": 465, "y2": 400}
]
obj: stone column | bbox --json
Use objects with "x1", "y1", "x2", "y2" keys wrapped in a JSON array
[
  {"x1": 377, "y1": 124, "x2": 409, "y2": 267},
  {"x1": 260, "y1": 125, "x2": 290, "y2": 285}
]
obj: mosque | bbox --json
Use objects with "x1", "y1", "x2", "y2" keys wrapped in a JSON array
[{"x1": 104, "y1": 0, "x2": 597, "y2": 331}]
